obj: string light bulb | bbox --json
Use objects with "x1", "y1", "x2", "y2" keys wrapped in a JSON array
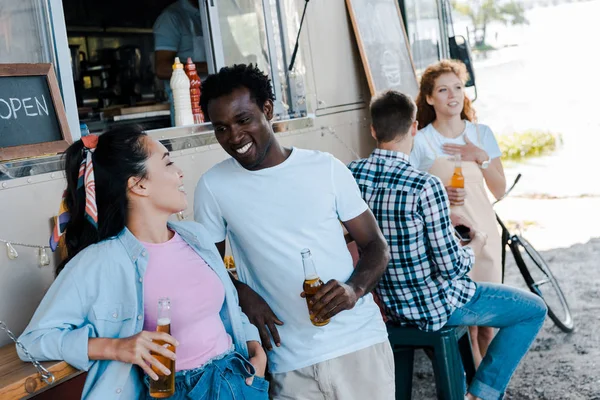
[
  {"x1": 6, "y1": 243, "x2": 18, "y2": 260},
  {"x1": 1, "y1": 239, "x2": 51, "y2": 267},
  {"x1": 38, "y1": 247, "x2": 50, "y2": 267}
]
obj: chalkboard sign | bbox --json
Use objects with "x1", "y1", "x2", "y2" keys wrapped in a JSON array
[
  {"x1": 0, "y1": 64, "x2": 72, "y2": 162},
  {"x1": 346, "y1": 0, "x2": 419, "y2": 98}
]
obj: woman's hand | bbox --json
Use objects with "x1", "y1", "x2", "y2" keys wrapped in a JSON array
[
  {"x1": 446, "y1": 186, "x2": 466, "y2": 206},
  {"x1": 246, "y1": 340, "x2": 268, "y2": 385},
  {"x1": 443, "y1": 135, "x2": 488, "y2": 164},
  {"x1": 98, "y1": 331, "x2": 178, "y2": 381},
  {"x1": 467, "y1": 230, "x2": 488, "y2": 255}
]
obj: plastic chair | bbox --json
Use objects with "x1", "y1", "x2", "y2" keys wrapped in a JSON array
[
  {"x1": 344, "y1": 236, "x2": 475, "y2": 399},
  {"x1": 388, "y1": 324, "x2": 476, "y2": 400}
]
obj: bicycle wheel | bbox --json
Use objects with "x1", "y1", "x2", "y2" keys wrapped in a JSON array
[{"x1": 510, "y1": 236, "x2": 575, "y2": 333}]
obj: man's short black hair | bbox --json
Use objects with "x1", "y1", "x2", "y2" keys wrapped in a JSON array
[
  {"x1": 200, "y1": 64, "x2": 275, "y2": 121},
  {"x1": 370, "y1": 90, "x2": 417, "y2": 143}
]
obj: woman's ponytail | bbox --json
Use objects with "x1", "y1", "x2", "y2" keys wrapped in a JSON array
[{"x1": 55, "y1": 127, "x2": 148, "y2": 275}]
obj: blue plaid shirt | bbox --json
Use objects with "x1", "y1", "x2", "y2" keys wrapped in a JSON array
[{"x1": 348, "y1": 149, "x2": 476, "y2": 331}]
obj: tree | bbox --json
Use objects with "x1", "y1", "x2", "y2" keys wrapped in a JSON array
[{"x1": 453, "y1": 0, "x2": 529, "y2": 47}]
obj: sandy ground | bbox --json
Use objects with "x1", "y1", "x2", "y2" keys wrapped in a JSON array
[{"x1": 409, "y1": 197, "x2": 600, "y2": 399}]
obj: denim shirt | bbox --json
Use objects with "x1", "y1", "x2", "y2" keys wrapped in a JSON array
[{"x1": 17, "y1": 221, "x2": 260, "y2": 400}]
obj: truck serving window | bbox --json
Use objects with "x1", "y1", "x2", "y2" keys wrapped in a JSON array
[
  {"x1": 0, "y1": 0, "x2": 55, "y2": 65},
  {"x1": 206, "y1": 0, "x2": 309, "y2": 121},
  {"x1": 403, "y1": 0, "x2": 443, "y2": 72},
  {"x1": 0, "y1": 0, "x2": 79, "y2": 141}
]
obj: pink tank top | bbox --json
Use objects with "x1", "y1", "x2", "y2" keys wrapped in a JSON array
[{"x1": 142, "y1": 232, "x2": 232, "y2": 371}]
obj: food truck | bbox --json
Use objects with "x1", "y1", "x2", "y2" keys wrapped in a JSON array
[{"x1": 0, "y1": 0, "x2": 475, "y2": 397}]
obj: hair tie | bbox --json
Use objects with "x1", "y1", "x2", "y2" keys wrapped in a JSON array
[{"x1": 81, "y1": 134, "x2": 98, "y2": 150}]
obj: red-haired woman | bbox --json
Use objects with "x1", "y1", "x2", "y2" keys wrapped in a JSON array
[{"x1": 411, "y1": 60, "x2": 507, "y2": 368}]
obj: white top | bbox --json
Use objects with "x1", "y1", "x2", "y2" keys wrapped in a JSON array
[
  {"x1": 410, "y1": 120, "x2": 502, "y2": 172},
  {"x1": 194, "y1": 148, "x2": 388, "y2": 373}
]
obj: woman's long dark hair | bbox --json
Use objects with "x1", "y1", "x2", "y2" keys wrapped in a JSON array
[{"x1": 56, "y1": 126, "x2": 149, "y2": 275}]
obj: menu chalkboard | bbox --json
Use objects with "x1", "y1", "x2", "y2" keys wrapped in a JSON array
[
  {"x1": 0, "y1": 64, "x2": 72, "y2": 162},
  {"x1": 346, "y1": 0, "x2": 419, "y2": 98}
]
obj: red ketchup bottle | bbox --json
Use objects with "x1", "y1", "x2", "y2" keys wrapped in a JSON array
[{"x1": 184, "y1": 57, "x2": 204, "y2": 124}]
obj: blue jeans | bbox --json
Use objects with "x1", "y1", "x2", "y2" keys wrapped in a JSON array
[
  {"x1": 445, "y1": 282, "x2": 547, "y2": 400},
  {"x1": 143, "y1": 350, "x2": 269, "y2": 400}
]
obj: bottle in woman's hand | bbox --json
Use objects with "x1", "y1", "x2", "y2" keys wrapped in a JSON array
[
  {"x1": 149, "y1": 298, "x2": 176, "y2": 398},
  {"x1": 448, "y1": 155, "x2": 466, "y2": 206},
  {"x1": 450, "y1": 154, "x2": 465, "y2": 189}
]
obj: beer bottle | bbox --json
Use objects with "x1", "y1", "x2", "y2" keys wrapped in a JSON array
[
  {"x1": 149, "y1": 298, "x2": 176, "y2": 398},
  {"x1": 301, "y1": 249, "x2": 330, "y2": 327},
  {"x1": 450, "y1": 154, "x2": 465, "y2": 189}
]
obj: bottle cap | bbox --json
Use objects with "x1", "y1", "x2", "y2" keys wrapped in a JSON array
[
  {"x1": 172, "y1": 57, "x2": 183, "y2": 70},
  {"x1": 186, "y1": 57, "x2": 196, "y2": 70}
]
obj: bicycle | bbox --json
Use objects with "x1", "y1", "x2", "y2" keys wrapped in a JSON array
[{"x1": 494, "y1": 173, "x2": 574, "y2": 333}]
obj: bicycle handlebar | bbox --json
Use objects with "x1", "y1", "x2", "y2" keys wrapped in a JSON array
[{"x1": 493, "y1": 173, "x2": 522, "y2": 205}]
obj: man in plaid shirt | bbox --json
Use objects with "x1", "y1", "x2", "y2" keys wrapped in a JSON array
[{"x1": 348, "y1": 90, "x2": 547, "y2": 400}]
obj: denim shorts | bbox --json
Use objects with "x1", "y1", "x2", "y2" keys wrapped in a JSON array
[{"x1": 143, "y1": 350, "x2": 269, "y2": 400}]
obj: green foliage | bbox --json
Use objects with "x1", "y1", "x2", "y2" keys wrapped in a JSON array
[
  {"x1": 498, "y1": 130, "x2": 562, "y2": 161},
  {"x1": 474, "y1": 43, "x2": 496, "y2": 51},
  {"x1": 499, "y1": 1, "x2": 529, "y2": 25}
]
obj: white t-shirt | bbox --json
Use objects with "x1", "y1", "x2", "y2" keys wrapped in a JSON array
[
  {"x1": 194, "y1": 148, "x2": 388, "y2": 373},
  {"x1": 410, "y1": 121, "x2": 502, "y2": 172}
]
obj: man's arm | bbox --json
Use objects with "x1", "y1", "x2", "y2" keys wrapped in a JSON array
[
  {"x1": 343, "y1": 210, "x2": 389, "y2": 297},
  {"x1": 216, "y1": 239, "x2": 284, "y2": 351},
  {"x1": 310, "y1": 209, "x2": 390, "y2": 322},
  {"x1": 153, "y1": 10, "x2": 180, "y2": 81},
  {"x1": 421, "y1": 176, "x2": 475, "y2": 279},
  {"x1": 155, "y1": 50, "x2": 177, "y2": 80},
  {"x1": 308, "y1": 156, "x2": 390, "y2": 322},
  {"x1": 211, "y1": 239, "x2": 264, "y2": 352}
]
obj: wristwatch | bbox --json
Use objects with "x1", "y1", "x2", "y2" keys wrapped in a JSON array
[{"x1": 478, "y1": 155, "x2": 490, "y2": 169}]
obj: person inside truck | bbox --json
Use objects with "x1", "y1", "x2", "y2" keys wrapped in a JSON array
[
  {"x1": 411, "y1": 60, "x2": 507, "y2": 369},
  {"x1": 194, "y1": 64, "x2": 395, "y2": 400},
  {"x1": 348, "y1": 90, "x2": 547, "y2": 400},
  {"x1": 16, "y1": 127, "x2": 268, "y2": 399},
  {"x1": 153, "y1": 0, "x2": 209, "y2": 126}
]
